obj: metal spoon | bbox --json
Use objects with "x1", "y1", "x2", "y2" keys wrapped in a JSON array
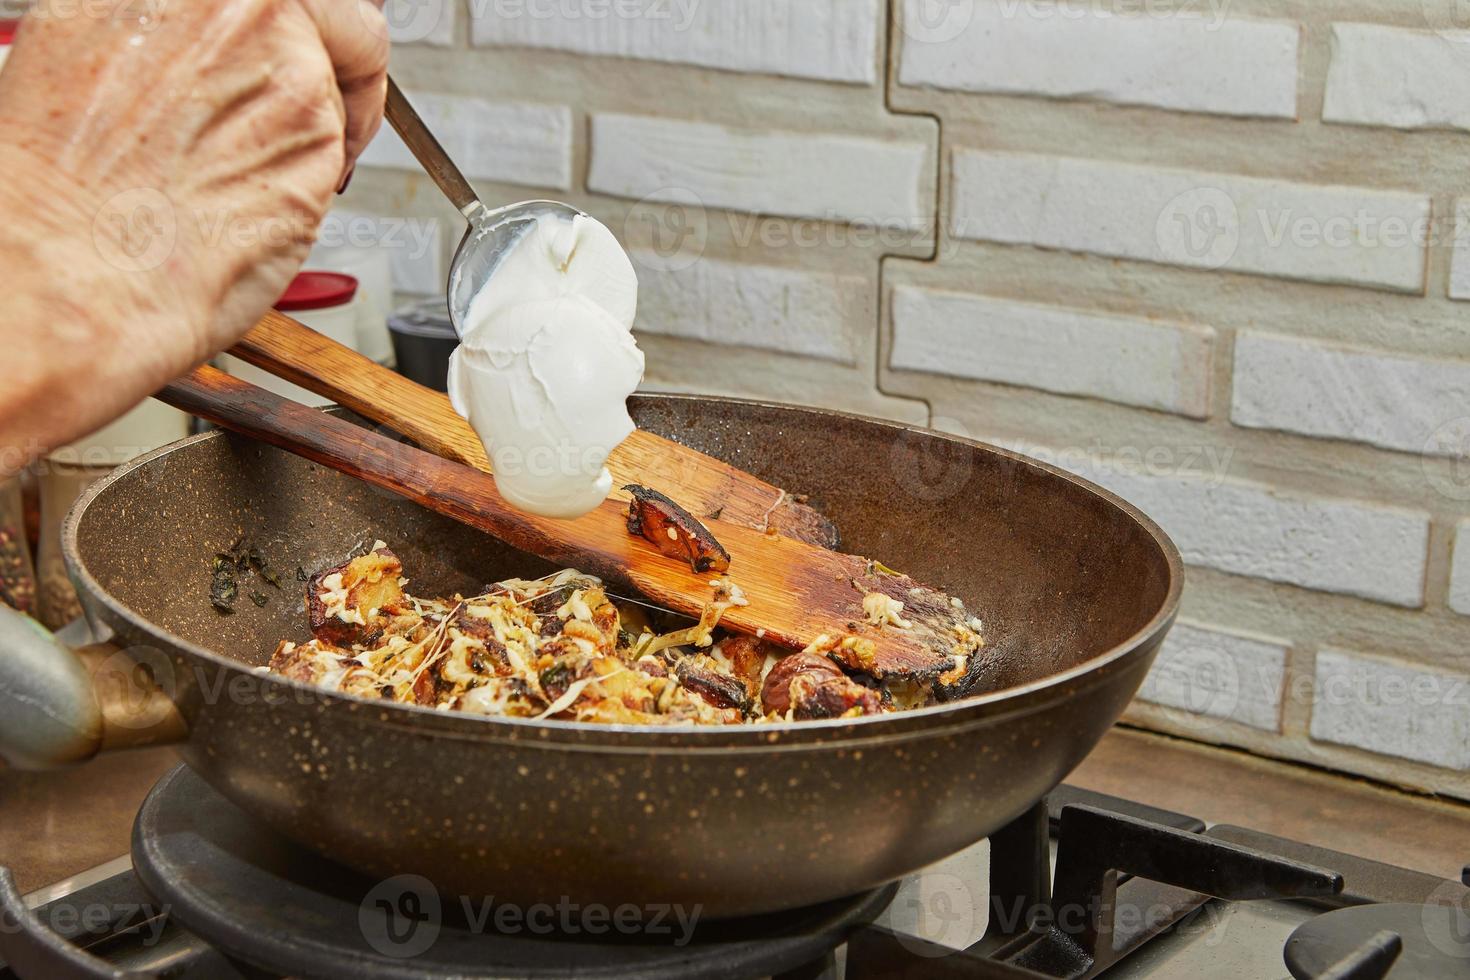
[{"x1": 383, "y1": 77, "x2": 585, "y2": 338}]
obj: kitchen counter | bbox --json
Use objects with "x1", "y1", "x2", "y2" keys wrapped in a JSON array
[
  {"x1": 1071, "y1": 726, "x2": 1470, "y2": 881},
  {"x1": 2, "y1": 729, "x2": 1466, "y2": 897},
  {"x1": 0, "y1": 747, "x2": 177, "y2": 894}
]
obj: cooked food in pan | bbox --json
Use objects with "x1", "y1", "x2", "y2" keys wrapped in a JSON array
[{"x1": 268, "y1": 543, "x2": 984, "y2": 725}]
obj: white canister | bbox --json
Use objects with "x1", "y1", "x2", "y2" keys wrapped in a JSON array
[
  {"x1": 309, "y1": 214, "x2": 395, "y2": 365},
  {"x1": 221, "y1": 271, "x2": 360, "y2": 408},
  {"x1": 48, "y1": 398, "x2": 190, "y2": 468}
]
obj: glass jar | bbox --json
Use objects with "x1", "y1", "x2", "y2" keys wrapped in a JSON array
[{"x1": 36, "y1": 461, "x2": 111, "y2": 628}]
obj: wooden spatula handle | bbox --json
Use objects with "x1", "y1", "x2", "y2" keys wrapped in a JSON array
[
  {"x1": 231, "y1": 310, "x2": 487, "y2": 467},
  {"x1": 160, "y1": 365, "x2": 663, "y2": 599},
  {"x1": 229, "y1": 311, "x2": 839, "y2": 548}
]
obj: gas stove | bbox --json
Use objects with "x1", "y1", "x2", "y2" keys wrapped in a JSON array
[{"x1": 1, "y1": 764, "x2": 1465, "y2": 980}]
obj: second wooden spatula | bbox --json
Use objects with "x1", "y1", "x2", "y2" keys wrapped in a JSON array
[{"x1": 231, "y1": 310, "x2": 839, "y2": 549}]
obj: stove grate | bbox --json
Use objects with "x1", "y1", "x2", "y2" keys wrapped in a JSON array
[{"x1": 4, "y1": 769, "x2": 1466, "y2": 980}]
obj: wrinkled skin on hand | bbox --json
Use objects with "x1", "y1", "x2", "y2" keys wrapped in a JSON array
[{"x1": 0, "y1": 0, "x2": 387, "y2": 467}]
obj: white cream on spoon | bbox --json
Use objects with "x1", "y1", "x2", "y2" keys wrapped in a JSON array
[{"x1": 447, "y1": 213, "x2": 644, "y2": 519}]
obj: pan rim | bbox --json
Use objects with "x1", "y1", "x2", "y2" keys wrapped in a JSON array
[{"x1": 63, "y1": 393, "x2": 1183, "y2": 747}]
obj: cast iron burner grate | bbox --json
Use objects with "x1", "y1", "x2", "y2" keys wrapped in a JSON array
[
  {"x1": 137, "y1": 765, "x2": 895, "y2": 980},
  {"x1": 1285, "y1": 903, "x2": 1470, "y2": 980},
  {"x1": 4, "y1": 770, "x2": 1468, "y2": 980},
  {"x1": 1, "y1": 765, "x2": 893, "y2": 980},
  {"x1": 845, "y1": 787, "x2": 1470, "y2": 980}
]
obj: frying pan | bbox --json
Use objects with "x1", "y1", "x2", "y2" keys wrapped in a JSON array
[{"x1": 0, "y1": 395, "x2": 1181, "y2": 918}]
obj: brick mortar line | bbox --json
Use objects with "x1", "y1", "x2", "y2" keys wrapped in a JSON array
[{"x1": 875, "y1": 0, "x2": 940, "y2": 426}]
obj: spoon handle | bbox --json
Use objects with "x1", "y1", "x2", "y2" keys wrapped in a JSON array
[{"x1": 384, "y1": 77, "x2": 485, "y2": 222}]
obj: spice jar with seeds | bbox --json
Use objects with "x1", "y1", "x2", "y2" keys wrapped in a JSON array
[
  {"x1": 0, "y1": 474, "x2": 36, "y2": 614},
  {"x1": 36, "y1": 400, "x2": 189, "y2": 627},
  {"x1": 36, "y1": 460, "x2": 111, "y2": 628}
]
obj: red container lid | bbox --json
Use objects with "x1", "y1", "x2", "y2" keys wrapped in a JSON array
[
  {"x1": 277, "y1": 271, "x2": 358, "y2": 311},
  {"x1": 0, "y1": 20, "x2": 20, "y2": 45}
]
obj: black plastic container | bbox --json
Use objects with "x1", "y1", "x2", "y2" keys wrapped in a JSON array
[{"x1": 388, "y1": 300, "x2": 458, "y2": 392}]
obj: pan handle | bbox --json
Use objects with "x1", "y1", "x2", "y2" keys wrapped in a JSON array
[{"x1": 0, "y1": 605, "x2": 185, "y2": 770}]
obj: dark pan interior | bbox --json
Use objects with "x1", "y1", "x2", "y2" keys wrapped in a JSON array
[{"x1": 73, "y1": 396, "x2": 1174, "y2": 693}]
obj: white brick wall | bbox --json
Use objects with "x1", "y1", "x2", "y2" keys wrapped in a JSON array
[
  {"x1": 1053, "y1": 455, "x2": 1430, "y2": 608},
  {"x1": 385, "y1": 222, "x2": 445, "y2": 296},
  {"x1": 590, "y1": 113, "x2": 931, "y2": 230},
  {"x1": 315, "y1": 212, "x2": 445, "y2": 296},
  {"x1": 1453, "y1": 199, "x2": 1470, "y2": 302},
  {"x1": 1311, "y1": 650, "x2": 1470, "y2": 771},
  {"x1": 470, "y1": 0, "x2": 882, "y2": 84},
  {"x1": 951, "y1": 150, "x2": 1430, "y2": 294},
  {"x1": 1452, "y1": 521, "x2": 1470, "y2": 617},
  {"x1": 899, "y1": 2, "x2": 1299, "y2": 119},
  {"x1": 632, "y1": 252, "x2": 864, "y2": 364},
  {"x1": 1232, "y1": 331, "x2": 1470, "y2": 458},
  {"x1": 384, "y1": 0, "x2": 455, "y2": 46},
  {"x1": 890, "y1": 287, "x2": 1214, "y2": 418},
  {"x1": 1138, "y1": 620, "x2": 1288, "y2": 731},
  {"x1": 368, "y1": 2, "x2": 1470, "y2": 798},
  {"x1": 359, "y1": 91, "x2": 573, "y2": 191},
  {"x1": 1324, "y1": 24, "x2": 1470, "y2": 133}
]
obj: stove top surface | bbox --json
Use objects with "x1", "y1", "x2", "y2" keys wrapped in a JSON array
[
  {"x1": 1284, "y1": 903, "x2": 1468, "y2": 980},
  {"x1": 2, "y1": 751, "x2": 1467, "y2": 980}
]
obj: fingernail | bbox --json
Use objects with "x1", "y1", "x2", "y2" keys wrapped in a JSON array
[{"x1": 337, "y1": 164, "x2": 356, "y2": 195}]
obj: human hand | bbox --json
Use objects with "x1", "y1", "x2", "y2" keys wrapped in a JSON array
[{"x1": 0, "y1": 0, "x2": 389, "y2": 460}]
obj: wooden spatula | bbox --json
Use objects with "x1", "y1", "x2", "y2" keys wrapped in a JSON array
[
  {"x1": 228, "y1": 311, "x2": 840, "y2": 549},
  {"x1": 158, "y1": 366, "x2": 985, "y2": 683}
]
